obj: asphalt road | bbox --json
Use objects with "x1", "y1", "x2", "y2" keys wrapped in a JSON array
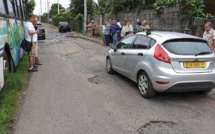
[{"x1": 14, "y1": 24, "x2": 215, "y2": 134}]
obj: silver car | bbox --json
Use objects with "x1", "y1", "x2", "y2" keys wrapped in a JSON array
[{"x1": 106, "y1": 31, "x2": 215, "y2": 98}]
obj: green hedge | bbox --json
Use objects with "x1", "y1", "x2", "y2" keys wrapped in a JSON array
[
  {"x1": 52, "y1": 11, "x2": 71, "y2": 26},
  {"x1": 52, "y1": 12, "x2": 84, "y2": 33}
]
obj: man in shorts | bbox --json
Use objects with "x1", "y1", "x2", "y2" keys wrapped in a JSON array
[
  {"x1": 33, "y1": 18, "x2": 42, "y2": 66},
  {"x1": 25, "y1": 13, "x2": 39, "y2": 72}
]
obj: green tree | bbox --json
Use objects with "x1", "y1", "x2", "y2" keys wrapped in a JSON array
[
  {"x1": 70, "y1": 0, "x2": 94, "y2": 16},
  {"x1": 49, "y1": 3, "x2": 64, "y2": 16},
  {"x1": 25, "y1": 0, "x2": 36, "y2": 16}
]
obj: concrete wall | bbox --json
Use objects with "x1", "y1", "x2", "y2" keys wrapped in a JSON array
[{"x1": 92, "y1": 7, "x2": 214, "y2": 37}]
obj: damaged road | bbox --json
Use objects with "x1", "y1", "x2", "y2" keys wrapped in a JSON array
[{"x1": 14, "y1": 24, "x2": 215, "y2": 134}]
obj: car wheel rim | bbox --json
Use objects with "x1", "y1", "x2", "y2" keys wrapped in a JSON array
[
  {"x1": 106, "y1": 59, "x2": 111, "y2": 72},
  {"x1": 138, "y1": 75, "x2": 148, "y2": 95}
]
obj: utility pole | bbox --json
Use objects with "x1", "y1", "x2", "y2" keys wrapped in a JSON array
[
  {"x1": 58, "y1": 0, "x2": 59, "y2": 14},
  {"x1": 47, "y1": 0, "x2": 49, "y2": 23},
  {"x1": 84, "y1": 0, "x2": 87, "y2": 33},
  {"x1": 40, "y1": 0, "x2": 42, "y2": 16},
  {"x1": 45, "y1": 1, "x2": 46, "y2": 14}
]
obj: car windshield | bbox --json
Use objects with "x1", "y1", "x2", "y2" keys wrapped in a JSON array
[
  {"x1": 37, "y1": 24, "x2": 44, "y2": 28},
  {"x1": 162, "y1": 39, "x2": 212, "y2": 55},
  {"x1": 60, "y1": 22, "x2": 68, "y2": 26}
]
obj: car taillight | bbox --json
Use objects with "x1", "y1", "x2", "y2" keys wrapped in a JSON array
[
  {"x1": 68, "y1": 25, "x2": 70, "y2": 27},
  {"x1": 156, "y1": 81, "x2": 170, "y2": 85},
  {"x1": 154, "y1": 45, "x2": 170, "y2": 63},
  {"x1": 59, "y1": 26, "x2": 61, "y2": 28},
  {"x1": 40, "y1": 27, "x2": 44, "y2": 29}
]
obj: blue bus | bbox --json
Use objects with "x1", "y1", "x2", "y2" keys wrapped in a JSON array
[{"x1": 0, "y1": 0, "x2": 26, "y2": 90}]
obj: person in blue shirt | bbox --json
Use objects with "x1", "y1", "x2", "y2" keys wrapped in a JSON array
[
  {"x1": 135, "y1": 19, "x2": 141, "y2": 29},
  {"x1": 104, "y1": 22, "x2": 110, "y2": 46},
  {"x1": 111, "y1": 20, "x2": 121, "y2": 47}
]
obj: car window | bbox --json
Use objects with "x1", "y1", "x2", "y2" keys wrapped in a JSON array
[
  {"x1": 60, "y1": 22, "x2": 68, "y2": 26},
  {"x1": 162, "y1": 39, "x2": 212, "y2": 55},
  {"x1": 117, "y1": 35, "x2": 136, "y2": 49},
  {"x1": 132, "y1": 35, "x2": 151, "y2": 49},
  {"x1": 37, "y1": 24, "x2": 44, "y2": 28},
  {"x1": 150, "y1": 39, "x2": 156, "y2": 47}
]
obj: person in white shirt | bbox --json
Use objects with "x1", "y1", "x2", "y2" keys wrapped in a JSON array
[
  {"x1": 25, "y1": 13, "x2": 39, "y2": 72},
  {"x1": 121, "y1": 21, "x2": 129, "y2": 38},
  {"x1": 116, "y1": 19, "x2": 121, "y2": 28},
  {"x1": 127, "y1": 21, "x2": 133, "y2": 35}
]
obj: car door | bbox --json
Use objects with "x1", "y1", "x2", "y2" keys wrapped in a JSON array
[
  {"x1": 125, "y1": 35, "x2": 155, "y2": 78},
  {"x1": 111, "y1": 35, "x2": 136, "y2": 74}
]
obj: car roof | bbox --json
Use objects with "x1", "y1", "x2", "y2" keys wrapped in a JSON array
[{"x1": 136, "y1": 31, "x2": 203, "y2": 44}]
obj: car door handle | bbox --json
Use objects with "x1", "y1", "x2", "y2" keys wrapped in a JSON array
[
  {"x1": 121, "y1": 52, "x2": 125, "y2": 55},
  {"x1": 137, "y1": 53, "x2": 144, "y2": 56}
]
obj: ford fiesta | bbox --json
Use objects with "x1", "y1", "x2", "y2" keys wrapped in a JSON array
[{"x1": 106, "y1": 31, "x2": 215, "y2": 98}]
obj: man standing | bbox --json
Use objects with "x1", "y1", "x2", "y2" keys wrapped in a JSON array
[
  {"x1": 137, "y1": 22, "x2": 143, "y2": 32},
  {"x1": 104, "y1": 22, "x2": 110, "y2": 47},
  {"x1": 121, "y1": 21, "x2": 129, "y2": 38},
  {"x1": 109, "y1": 18, "x2": 113, "y2": 43},
  {"x1": 25, "y1": 13, "x2": 39, "y2": 72},
  {"x1": 127, "y1": 21, "x2": 134, "y2": 35},
  {"x1": 33, "y1": 18, "x2": 42, "y2": 66},
  {"x1": 116, "y1": 19, "x2": 121, "y2": 28},
  {"x1": 90, "y1": 20, "x2": 96, "y2": 38},
  {"x1": 111, "y1": 20, "x2": 121, "y2": 47},
  {"x1": 135, "y1": 19, "x2": 141, "y2": 29},
  {"x1": 203, "y1": 22, "x2": 215, "y2": 51},
  {"x1": 142, "y1": 20, "x2": 150, "y2": 29}
]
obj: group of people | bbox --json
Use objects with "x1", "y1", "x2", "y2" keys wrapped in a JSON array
[
  {"x1": 87, "y1": 18, "x2": 150, "y2": 47},
  {"x1": 25, "y1": 13, "x2": 42, "y2": 72}
]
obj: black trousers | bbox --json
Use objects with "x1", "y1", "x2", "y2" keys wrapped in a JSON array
[{"x1": 105, "y1": 35, "x2": 110, "y2": 46}]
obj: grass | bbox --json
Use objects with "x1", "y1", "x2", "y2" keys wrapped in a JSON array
[
  {"x1": 82, "y1": 33, "x2": 88, "y2": 36},
  {"x1": 0, "y1": 53, "x2": 29, "y2": 134}
]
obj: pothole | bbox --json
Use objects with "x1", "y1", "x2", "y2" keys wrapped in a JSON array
[
  {"x1": 137, "y1": 121, "x2": 187, "y2": 134},
  {"x1": 64, "y1": 51, "x2": 80, "y2": 56},
  {"x1": 88, "y1": 75, "x2": 102, "y2": 84},
  {"x1": 65, "y1": 34, "x2": 78, "y2": 38}
]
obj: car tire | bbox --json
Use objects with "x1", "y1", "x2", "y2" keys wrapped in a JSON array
[
  {"x1": 138, "y1": 72, "x2": 156, "y2": 98},
  {"x1": 106, "y1": 58, "x2": 114, "y2": 74},
  {"x1": 43, "y1": 35, "x2": 46, "y2": 40}
]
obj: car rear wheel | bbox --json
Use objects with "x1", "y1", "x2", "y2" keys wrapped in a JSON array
[
  {"x1": 106, "y1": 58, "x2": 114, "y2": 74},
  {"x1": 138, "y1": 72, "x2": 156, "y2": 98}
]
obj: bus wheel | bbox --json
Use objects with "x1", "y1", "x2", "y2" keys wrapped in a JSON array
[{"x1": 3, "y1": 51, "x2": 15, "y2": 73}]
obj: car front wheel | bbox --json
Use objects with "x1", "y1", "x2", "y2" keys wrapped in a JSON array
[
  {"x1": 106, "y1": 58, "x2": 114, "y2": 74},
  {"x1": 138, "y1": 72, "x2": 156, "y2": 98}
]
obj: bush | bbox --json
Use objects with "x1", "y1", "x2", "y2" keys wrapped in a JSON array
[
  {"x1": 52, "y1": 11, "x2": 84, "y2": 33},
  {"x1": 153, "y1": 0, "x2": 214, "y2": 19},
  {"x1": 52, "y1": 11, "x2": 71, "y2": 26}
]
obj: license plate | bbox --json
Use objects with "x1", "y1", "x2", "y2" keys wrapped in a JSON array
[
  {"x1": 63, "y1": 26, "x2": 67, "y2": 28},
  {"x1": 183, "y1": 62, "x2": 206, "y2": 68}
]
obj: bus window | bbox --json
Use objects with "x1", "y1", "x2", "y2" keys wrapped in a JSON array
[
  {"x1": 20, "y1": 0, "x2": 24, "y2": 19},
  {"x1": 0, "y1": 0, "x2": 6, "y2": 14},
  {"x1": 7, "y1": 0, "x2": 15, "y2": 17},
  {"x1": 16, "y1": 0, "x2": 22, "y2": 19}
]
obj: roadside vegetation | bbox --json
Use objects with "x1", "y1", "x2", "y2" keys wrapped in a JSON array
[
  {"x1": 45, "y1": 0, "x2": 214, "y2": 33},
  {"x1": 0, "y1": 54, "x2": 29, "y2": 134}
]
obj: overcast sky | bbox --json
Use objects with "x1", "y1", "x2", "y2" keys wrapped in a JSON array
[{"x1": 34, "y1": 0, "x2": 98, "y2": 15}]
